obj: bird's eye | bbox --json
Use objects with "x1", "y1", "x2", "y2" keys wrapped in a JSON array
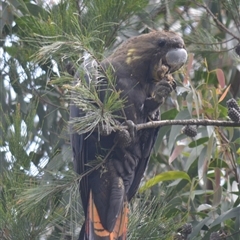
[{"x1": 157, "y1": 39, "x2": 166, "y2": 47}]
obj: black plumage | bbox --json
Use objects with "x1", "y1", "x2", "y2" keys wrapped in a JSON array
[{"x1": 70, "y1": 31, "x2": 187, "y2": 240}]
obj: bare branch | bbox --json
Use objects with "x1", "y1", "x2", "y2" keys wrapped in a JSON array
[{"x1": 135, "y1": 119, "x2": 240, "y2": 131}]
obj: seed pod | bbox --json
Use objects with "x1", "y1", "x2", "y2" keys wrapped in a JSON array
[
  {"x1": 210, "y1": 232, "x2": 221, "y2": 240},
  {"x1": 114, "y1": 129, "x2": 132, "y2": 147},
  {"x1": 182, "y1": 125, "x2": 198, "y2": 137},
  {"x1": 181, "y1": 223, "x2": 192, "y2": 235},
  {"x1": 228, "y1": 108, "x2": 240, "y2": 122},
  {"x1": 226, "y1": 98, "x2": 240, "y2": 113}
]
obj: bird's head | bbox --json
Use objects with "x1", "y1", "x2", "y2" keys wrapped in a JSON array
[{"x1": 105, "y1": 31, "x2": 187, "y2": 82}]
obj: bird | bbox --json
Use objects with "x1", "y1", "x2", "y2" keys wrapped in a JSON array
[{"x1": 70, "y1": 31, "x2": 187, "y2": 240}]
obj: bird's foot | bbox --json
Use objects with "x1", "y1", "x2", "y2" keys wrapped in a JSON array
[
  {"x1": 114, "y1": 120, "x2": 136, "y2": 148},
  {"x1": 152, "y1": 75, "x2": 176, "y2": 104},
  {"x1": 164, "y1": 74, "x2": 177, "y2": 91}
]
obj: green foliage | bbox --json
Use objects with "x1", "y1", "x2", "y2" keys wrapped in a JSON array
[
  {"x1": 128, "y1": 193, "x2": 184, "y2": 240},
  {"x1": 139, "y1": 171, "x2": 191, "y2": 193},
  {"x1": 1, "y1": 0, "x2": 240, "y2": 239}
]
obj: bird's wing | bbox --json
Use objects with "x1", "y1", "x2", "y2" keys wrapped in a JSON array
[
  {"x1": 70, "y1": 74, "x2": 129, "y2": 239},
  {"x1": 127, "y1": 127, "x2": 160, "y2": 201},
  {"x1": 70, "y1": 104, "x2": 89, "y2": 213}
]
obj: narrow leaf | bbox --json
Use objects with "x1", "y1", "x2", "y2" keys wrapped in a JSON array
[
  {"x1": 209, "y1": 159, "x2": 229, "y2": 168},
  {"x1": 218, "y1": 84, "x2": 231, "y2": 103},
  {"x1": 161, "y1": 108, "x2": 178, "y2": 120},
  {"x1": 188, "y1": 137, "x2": 209, "y2": 148},
  {"x1": 139, "y1": 171, "x2": 191, "y2": 193},
  {"x1": 184, "y1": 53, "x2": 194, "y2": 85},
  {"x1": 210, "y1": 206, "x2": 240, "y2": 227},
  {"x1": 212, "y1": 168, "x2": 222, "y2": 207},
  {"x1": 169, "y1": 144, "x2": 185, "y2": 164},
  {"x1": 198, "y1": 146, "x2": 207, "y2": 183},
  {"x1": 189, "y1": 217, "x2": 212, "y2": 239},
  {"x1": 216, "y1": 68, "x2": 225, "y2": 88}
]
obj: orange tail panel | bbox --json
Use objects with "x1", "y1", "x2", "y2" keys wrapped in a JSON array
[{"x1": 85, "y1": 190, "x2": 128, "y2": 240}]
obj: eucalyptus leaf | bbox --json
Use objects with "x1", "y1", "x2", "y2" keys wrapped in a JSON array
[
  {"x1": 188, "y1": 137, "x2": 209, "y2": 148},
  {"x1": 210, "y1": 206, "x2": 240, "y2": 227},
  {"x1": 139, "y1": 171, "x2": 191, "y2": 193}
]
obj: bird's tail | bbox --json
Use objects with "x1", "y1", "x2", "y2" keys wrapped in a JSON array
[{"x1": 83, "y1": 190, "x2": 128, "y2": 240}]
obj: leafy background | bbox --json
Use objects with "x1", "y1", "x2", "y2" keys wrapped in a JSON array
[{"x1": 1, "y1": 0, "x2": 240, "y2": 239}]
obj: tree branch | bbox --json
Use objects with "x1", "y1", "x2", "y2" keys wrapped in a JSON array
[{"x1": 133, "y1": 119, "x2": 240, "y2": 131}]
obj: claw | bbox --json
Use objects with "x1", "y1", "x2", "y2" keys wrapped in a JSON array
[
  {"x1": 144, "y1": 77, "x2": 175, "y2": 113},
  {"x1": 125, "y1": 120, "x2": 136, "y2": 143},
  {"x1": 152, "y1": 59, "x2": 170, "y2": 81},
  {"x1": 165, "y1": 74, "x2": 177, "y2": 91}
]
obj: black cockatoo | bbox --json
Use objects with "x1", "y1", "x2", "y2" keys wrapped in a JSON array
[{"x1": 70, "y1": 31, "x2": 187, "y2": 240}]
